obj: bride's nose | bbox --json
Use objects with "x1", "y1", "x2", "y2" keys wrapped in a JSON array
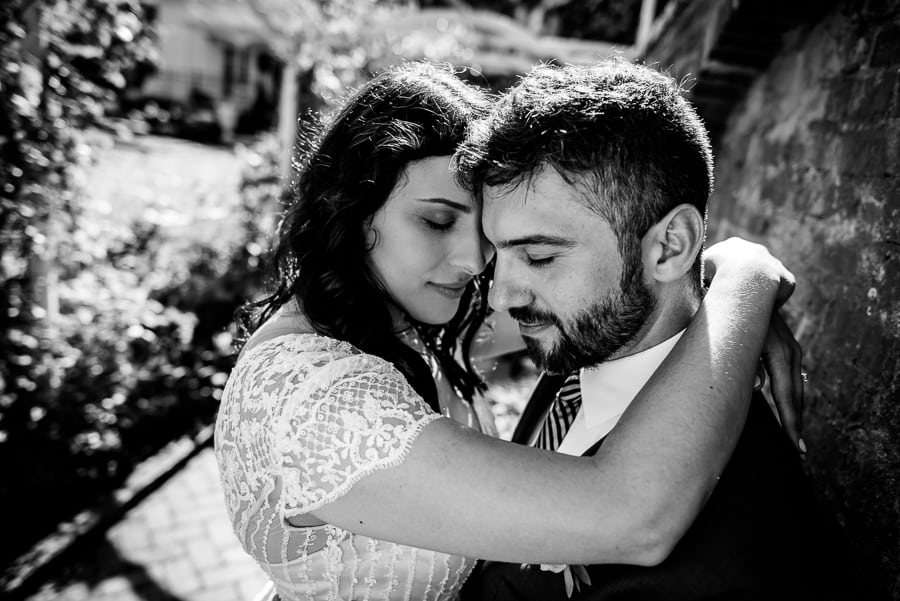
[{"x1": 449, "y1": 226, "x2": 491, "y2": 276}]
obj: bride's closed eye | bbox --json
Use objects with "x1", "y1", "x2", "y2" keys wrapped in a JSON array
[{"x1": 420, "y1": 212, "x2": 457, "y2": 231}]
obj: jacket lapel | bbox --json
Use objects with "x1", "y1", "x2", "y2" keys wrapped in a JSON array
[{"x1": 511, "y1": 373, "x2": 567, "y2": 446}]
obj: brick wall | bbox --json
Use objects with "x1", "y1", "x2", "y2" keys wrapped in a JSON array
[{"x1": 647, "y1": 1, "x2": 900, "y2": 598}]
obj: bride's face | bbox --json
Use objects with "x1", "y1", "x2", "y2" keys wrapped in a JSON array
[{"x1": 366, "y1": 155, "x2": 494, "y2": 325}]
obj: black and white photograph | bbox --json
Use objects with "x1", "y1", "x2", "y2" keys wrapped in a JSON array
[{"x1": 1, "y1": 1, "x2": 898, "y2": 600}]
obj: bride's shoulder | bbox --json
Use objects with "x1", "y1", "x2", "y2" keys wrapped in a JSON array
[
  {"x1": 236, "y1": 331, "x2": 400, "y2": 383},
  {"x1": 238, "y1": 331, "x2": 359, "y2": 369}
]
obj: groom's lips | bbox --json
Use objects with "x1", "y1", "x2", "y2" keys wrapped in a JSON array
[{"x1": 516, "y1": 320, "x2": 552, "y2": 336}]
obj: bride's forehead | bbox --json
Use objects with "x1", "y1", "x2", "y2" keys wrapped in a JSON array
[{"x1": 390, "y1": 159, "x2": 473, "y2": 207}]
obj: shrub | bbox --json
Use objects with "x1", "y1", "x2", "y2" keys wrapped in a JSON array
[
  {"x1": 0, "y1": 0, "x2": 278, "y2": 563},
  {"x1": 0, "y1": 135, "x2": 278, "y2": 563}
]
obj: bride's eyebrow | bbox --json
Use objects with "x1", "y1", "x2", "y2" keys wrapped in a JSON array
[{"x1": 417, "y1": 198, "x2": 472, "y2": 213}]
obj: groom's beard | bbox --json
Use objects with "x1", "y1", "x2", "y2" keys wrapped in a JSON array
[{"x1": 511, "y1": 273, "x2": 657, "y2": 375}]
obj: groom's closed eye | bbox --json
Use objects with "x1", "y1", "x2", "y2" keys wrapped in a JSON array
[{"x1": 524, "y1": 253, "x2": 556, "y2": 267}]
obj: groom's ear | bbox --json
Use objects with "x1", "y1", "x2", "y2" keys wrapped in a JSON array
[{"x1": 642, "y1": 204, "x2": 705, "y2": 284}]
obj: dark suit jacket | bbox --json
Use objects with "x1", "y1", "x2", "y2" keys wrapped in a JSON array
[{"x1": 470, "y1": 382, "x2": 846, "y2": 601}]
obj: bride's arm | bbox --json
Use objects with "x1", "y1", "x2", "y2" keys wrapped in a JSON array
[
  {"x1": 311, "y1": 243, "x2": 787, "y2": 565},
  {"x1": 704, "y1": 238, "x2": 805, "y2": 452}
]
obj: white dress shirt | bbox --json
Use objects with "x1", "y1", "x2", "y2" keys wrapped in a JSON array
[{"x1": 556, "y1": 330, "x2": 685, "y2": 456}]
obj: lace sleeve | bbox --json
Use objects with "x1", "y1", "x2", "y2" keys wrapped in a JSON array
[{"x1": 278, "y1": 354, "x2": 442, "y2": 519}]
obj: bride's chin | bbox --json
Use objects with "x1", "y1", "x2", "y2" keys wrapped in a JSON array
[
  {"x1": 400, "y1": 303, "x2": 457, "y2": 327},
  {"x1": 413, "y1": 313, "x2": 455, "y2": 327}
]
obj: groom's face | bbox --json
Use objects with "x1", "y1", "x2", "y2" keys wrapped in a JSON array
[{"x1": 482, "y1": 167, "x2": 657, "y2": 374}]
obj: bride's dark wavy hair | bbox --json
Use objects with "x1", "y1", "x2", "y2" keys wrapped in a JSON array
[{"x1": 242, "y1": 62, "x2": 493, "y2": 411}]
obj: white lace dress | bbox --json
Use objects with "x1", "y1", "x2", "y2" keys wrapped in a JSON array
[{"x1": 214, "y1": 333, "x2": 481, "y2": 601}]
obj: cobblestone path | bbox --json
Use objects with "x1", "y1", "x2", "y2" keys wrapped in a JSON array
[{"x1": 26, "y1": 447, "x2": 268, "y2": 601}]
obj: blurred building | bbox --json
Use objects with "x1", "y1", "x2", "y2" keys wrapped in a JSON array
[{"x1": 139, "y1": 0, "x2": 282, "y2": 140}]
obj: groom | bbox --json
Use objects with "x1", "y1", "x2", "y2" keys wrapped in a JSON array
[{"x1": 458, "y1": 61, "x2": 842, "y2": 600}]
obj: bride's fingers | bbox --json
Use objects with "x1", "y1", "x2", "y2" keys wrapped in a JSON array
[
  {"x1": 753, "y1": 360, "x2": 766, "y2": 392},
  {"x1": 788, "y1": 319, "x2": 805, "y2": 437},
  {"x1": 764, "y1": 313, "x2": 804, "y2": 453},
  {"x1": 776, "y1": 312, "x2": 805, "y2": 448}
]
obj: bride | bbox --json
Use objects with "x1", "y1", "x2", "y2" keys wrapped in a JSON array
[{"x1": 214, "y1": 62, "x2": 802, "y2": 601}]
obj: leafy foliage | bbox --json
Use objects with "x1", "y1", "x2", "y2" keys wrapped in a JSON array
[
  {"x1": 0, "y1": 0, "x2": 147, "y2": 561},
  {"x1": 243, "y1": 0, "x2": 408, "y2": 106},
  {"x1": 419, "y1": 0, "x2": 641, "y2": 43},
  {"x1": 0, "y1": 0, "x2": 280, "y2": 563}
]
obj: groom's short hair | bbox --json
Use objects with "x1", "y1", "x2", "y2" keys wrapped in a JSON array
[{"x1": 458, "y1": 59, "x2": 714, "y2": 292}]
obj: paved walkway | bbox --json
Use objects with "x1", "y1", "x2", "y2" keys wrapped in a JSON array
[{"x1": 26, "y1": 447, "x2": 269, "y2": 601}]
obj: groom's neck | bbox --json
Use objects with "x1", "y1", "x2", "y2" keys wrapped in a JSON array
[{"x1": 608, "y1": 287, "x2": 702, "y2": 361}]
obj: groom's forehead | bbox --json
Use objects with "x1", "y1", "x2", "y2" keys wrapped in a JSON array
[
  {"x1": 482, "y1": 174, "x2": 603, "y2": 229},
  {"x1": 483, "y1": 171, "x2": 581, "y2": 211},
  {"x1": 482, "y1": 196, "x2": 618, "y2": 261}
]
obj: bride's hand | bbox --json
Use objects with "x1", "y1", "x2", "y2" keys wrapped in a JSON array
[
  {"x1": 759, "y1": 312, "x2": 806, "y2": 455},
  {"x1": 703, "y1": 238, "x2": 805, "y2": 455},
  {"x1": 703, "y1": 237, "x2": 795, "y2": 306}
]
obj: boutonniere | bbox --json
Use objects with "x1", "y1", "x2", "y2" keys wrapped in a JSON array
[{"x1": 521, "y1": 563, "x2": 592, "y2": 597}]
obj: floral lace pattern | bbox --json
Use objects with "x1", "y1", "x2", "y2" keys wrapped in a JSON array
[{"x1": 215, "y1": 333, "x2": 475, "y2": 601}]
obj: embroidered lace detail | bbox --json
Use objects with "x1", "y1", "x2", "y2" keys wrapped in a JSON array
[
  {"x1": 279, "y1": 352, "x2": 440, "y2": 516},
  {"x1": 215, "y1": 333, "x2": 474, "y2": 601}
]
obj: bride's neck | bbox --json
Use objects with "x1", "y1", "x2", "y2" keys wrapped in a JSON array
[
  {"x1": 249, "y1": 300, "x2": 315, "y2": 338},
  {"x1": 386, "y1": 301, "x2": 415, "y2": 336},
  {"x1": 266, "y1": 299, "x2": 416, "y2": 346}
]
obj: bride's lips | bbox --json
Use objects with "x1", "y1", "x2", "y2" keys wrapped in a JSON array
[{"x1": 428, "y1": 281, "x2": 469, "y2": 299}]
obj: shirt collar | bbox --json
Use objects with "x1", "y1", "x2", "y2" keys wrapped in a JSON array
[{"x1": 578, "y1": 330, "x2": 686, "y2": 429}]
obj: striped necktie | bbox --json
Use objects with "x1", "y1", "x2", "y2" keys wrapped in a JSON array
[{"x1": 536, "y1": 372, "x2": 582, "y2": 451}]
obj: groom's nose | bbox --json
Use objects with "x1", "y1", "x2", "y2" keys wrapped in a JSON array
[{"x1": 489, "y1": 260, "x2": 531, "y2": 313}]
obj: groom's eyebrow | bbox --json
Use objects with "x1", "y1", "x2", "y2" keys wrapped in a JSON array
[
  {"x1": 495, "y1": 234, "x2": 576, "y2": 249},
  {"x1": 418, "y1": 198, "x2": 472, "y2": 213}
]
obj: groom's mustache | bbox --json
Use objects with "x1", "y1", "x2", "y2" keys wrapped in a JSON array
[{"x1": 508, "y1": 306, "x2": 563, "y2": 330}]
